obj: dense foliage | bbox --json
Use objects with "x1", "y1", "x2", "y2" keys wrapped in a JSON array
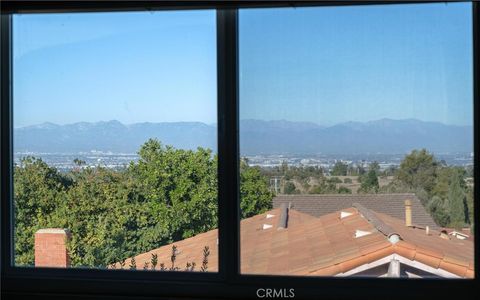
[
  {"x1": 13, "y1": 141, "x2": 474, "y2": 267},
  {"x1": 257, "y1": 149, "x2": 473, "y2": 230},
  {"x1": 358, "y1": 170, "x2": 379, "y2": 193},
  {"x1": 262, "y1": 163, "x2": 352, "y2": 195},
  {"x1": 283, "y1": 181, "x2": 299, "y2": 195},
  {"x1": 381, "y1": 149, "x2": 473, "y2": 229},
  {"x1": 14, "y1": 139, "x2": 273, "y2": 267},
  {"x1": 240, "y1": 159, "x2": 274, "y2": 218},
  {"x1": 331, "y1": 162, "x2": 348, "y2": 176}
]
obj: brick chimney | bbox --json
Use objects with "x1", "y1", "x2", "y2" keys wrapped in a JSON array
[
  {"x1": 35, "y1": 228, "x2": 71, "y2": 268},
  {"x1": 404, "y1": 199, "x2": 412, "y2": 227}
]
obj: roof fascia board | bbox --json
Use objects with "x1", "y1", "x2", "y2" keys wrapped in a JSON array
[{"x1": 336, "y1": 254, "x2": 461, "y2": 278}]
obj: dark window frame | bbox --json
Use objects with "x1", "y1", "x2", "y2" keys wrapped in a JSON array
[{"x1": 1, "y1": 1, "x2": 478, "y2": 299}]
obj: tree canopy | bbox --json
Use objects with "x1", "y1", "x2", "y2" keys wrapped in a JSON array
[
  {"x1": 396, "y1": 149, "x2": 438, "y2": 194},
  {"x1": 358, "y1": 170, "x2": 379, "y2": 194},
  {"x1": 331, "y1": 162, "x2": 348, "y2": 176},
  {"x1": 382, "y1": 149, "x2": 473, "y2": 229},
  {"x1": 14, "y1": 139, "x2": 273, "y2": 267}
]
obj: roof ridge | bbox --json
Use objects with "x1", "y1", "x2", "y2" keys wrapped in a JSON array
[{"x1": 352, "y1": 203, "x2": 400, "y2": 239}]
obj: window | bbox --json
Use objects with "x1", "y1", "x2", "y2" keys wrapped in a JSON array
[
  {"x1": 12, "y1": 10, "x2": 218, "y2": 271},
  {"x1": 1, "y1": 1, "x2": 478, "y2": 299},
  {"x1": 239, "y1": 3, "x2": 474, "y2": 278}
]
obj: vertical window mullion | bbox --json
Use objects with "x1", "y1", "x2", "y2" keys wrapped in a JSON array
[
  {"x1": 473, "y1": 0, "x2": 480, "y2": 276},
  {"x1": 217, "y1": 8, "x2": 240, "y2": 281},
  {"x1": 1, "y1": 12, "x2": 14, "y2": 271}
]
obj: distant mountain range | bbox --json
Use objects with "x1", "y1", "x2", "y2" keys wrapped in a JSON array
[{"x1": 14, "y1": 119, "x2": 472, "y2": 155}]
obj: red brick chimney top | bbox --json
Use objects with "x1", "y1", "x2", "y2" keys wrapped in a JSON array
[{"x1": 34, "y1": 228, "x2": 71, "y2": 268}]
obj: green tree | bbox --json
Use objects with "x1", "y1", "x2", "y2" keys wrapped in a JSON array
[
  {"x1": 396, "y1": 149, "x2": 438, "y2": 194},
  {"x1": 430, "y1": 166, "x2": 470, "y2": 228},
  {"x1": 128, "y1": 139, "x2": 219, "y2": 249},
  {"x1": 382, "y1": 149, "x2": 473, "y2": 228},
  {"x1": 331, "y1": 162, "x2": 348, "y2": 176},
  {"x1": 280, "y1": 161, "x2": 289, "y2": 176},
  {"x1": 283, "y1": 181, "x2": 297, "y2": 194},
  {"x1": 308, "y1": 179, "x2": 338, "y2": 194},
  {"x1": 240, "y1": 161, "x2": 274, "y2": 218},
  {"x1": 14, "y1": 157, "x2": 71, "y2": 265},
  {"x1": 466, "y1": 186, "x2": 474, "y2": 227},
  {"x1": 465, "y1": 165, "x2": 474, "y2": 178},
  {"x1": 427, "y1": 196, "x2": 450, "y2": 227},
  {"x1": 358, "y1": 170, "x2": 379, "y2": 194},
  {"x1": 383, "y1": 165, "x2": 397, "y2": 177},
  {"x1": 446, "y1": 173, "x2": 467, "y2": 229},
  {"x1": 49, "y1": 167, "x2": 140, "y2": 267},
  {"x1": 348, "y1": 164, "x2": 365, "y2": 176},
  {"x1": 370, "y1": 161, "x2": 380, "y2": 174},
  {"x1": 432, "y1": 167, "x2": 465, "y2": 199},
  {"x1": 13, "y1": 139, "x2": 273, "y2": 267},
  {"x1": 337, "y1": 186, "x2": 352, "y2": 194},
  {"x1": 73, "y1": 158, "x2": 86, "y2": 166}
]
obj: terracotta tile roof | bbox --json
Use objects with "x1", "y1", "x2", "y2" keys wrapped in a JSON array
[
  {"x1": 352, "y1": 203, "x2": 398, "y2": 237},
  {"x1": 373, "y1": 211, "x2": 474, "y2": 278},
  {"x1": 113, "y1": 228, "x2": 219, "y2": 272},
  {"x1": 113, "y1": 206, "x2": 473, "y2": 278},
  {"x1": 443, "y1": 228, "x2": 474, "y2": 241},
  {"x1": 273, "y1": 193, "x2": 440, "y2": 230}
]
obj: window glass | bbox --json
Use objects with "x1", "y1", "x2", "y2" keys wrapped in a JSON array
[
  {"x1": 13, "y1": 10, "x2": 218, "y2": 271},
  {"x1": 239, "y1": 3, "x2": 474, "y2": 278}
]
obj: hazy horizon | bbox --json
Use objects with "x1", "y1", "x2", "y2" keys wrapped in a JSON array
[{"x1": 15, "y1": 117, "x2": 474, "y2": 130}]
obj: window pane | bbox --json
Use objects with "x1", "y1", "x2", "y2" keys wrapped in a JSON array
[
  {"x1": 13, "y1": 10, "x2": 218, "y2": 271},
  {"x1": 239, "y1": 3, "x2": 474, "y2": 278}
]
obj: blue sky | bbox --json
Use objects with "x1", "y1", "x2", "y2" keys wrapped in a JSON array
[
  {"x1": 13, "y1": 10, "x2": 217, "y2": 128},
  {"x1": 14, "y1": 3, "x2": 472, "y2": 128}
]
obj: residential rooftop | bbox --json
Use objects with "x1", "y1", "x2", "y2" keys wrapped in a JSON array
[
  {"x1": 273, "y1": 193, "x2": 440, "y2": 230},
  {"x1": 112, "y1": 203, "x2": 473, "y2": 278}
]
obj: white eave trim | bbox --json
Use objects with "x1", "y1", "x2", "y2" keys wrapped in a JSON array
[{"x1": 336, "y1": 254, "x2": 461, "y2": 278}]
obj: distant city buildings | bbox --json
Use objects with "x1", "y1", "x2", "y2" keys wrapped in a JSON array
[
  {"x1": 244, "y1": 153, "x2": 473, "y2": 173},
  {"x1": 13, "y1": 152, "x2": 473, "y2": 173}
]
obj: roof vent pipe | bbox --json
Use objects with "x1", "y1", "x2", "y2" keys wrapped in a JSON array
[
  {"x1": 278, "y1": 203, "x2": 289, "y2": 229},
  {"x1": 388, "y1": 234, "x2": 401, "y2": 244},
  {"x1": 405, "y1": 199, "x2": 412, "y2": 227}
]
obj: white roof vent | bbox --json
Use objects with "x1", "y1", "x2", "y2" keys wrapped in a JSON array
[
  {"x1": 266, "y1": 214, "x2": 275, "y2": 219},
  {"x1": 340, "y1": 211, "x2": 353, "y2": 219},
  {"x1": 263, "y1": 224, "x2": 273, "y2": 230},
  {"x1": 449, "y1": 231, "x2": 469, "y2": 240},
  {"x1": 354, "y1": 229, "x2": 372, "y2": 238},
  {"x1": 388, "y1": 234, "x2": 401, "y2": 244}
]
